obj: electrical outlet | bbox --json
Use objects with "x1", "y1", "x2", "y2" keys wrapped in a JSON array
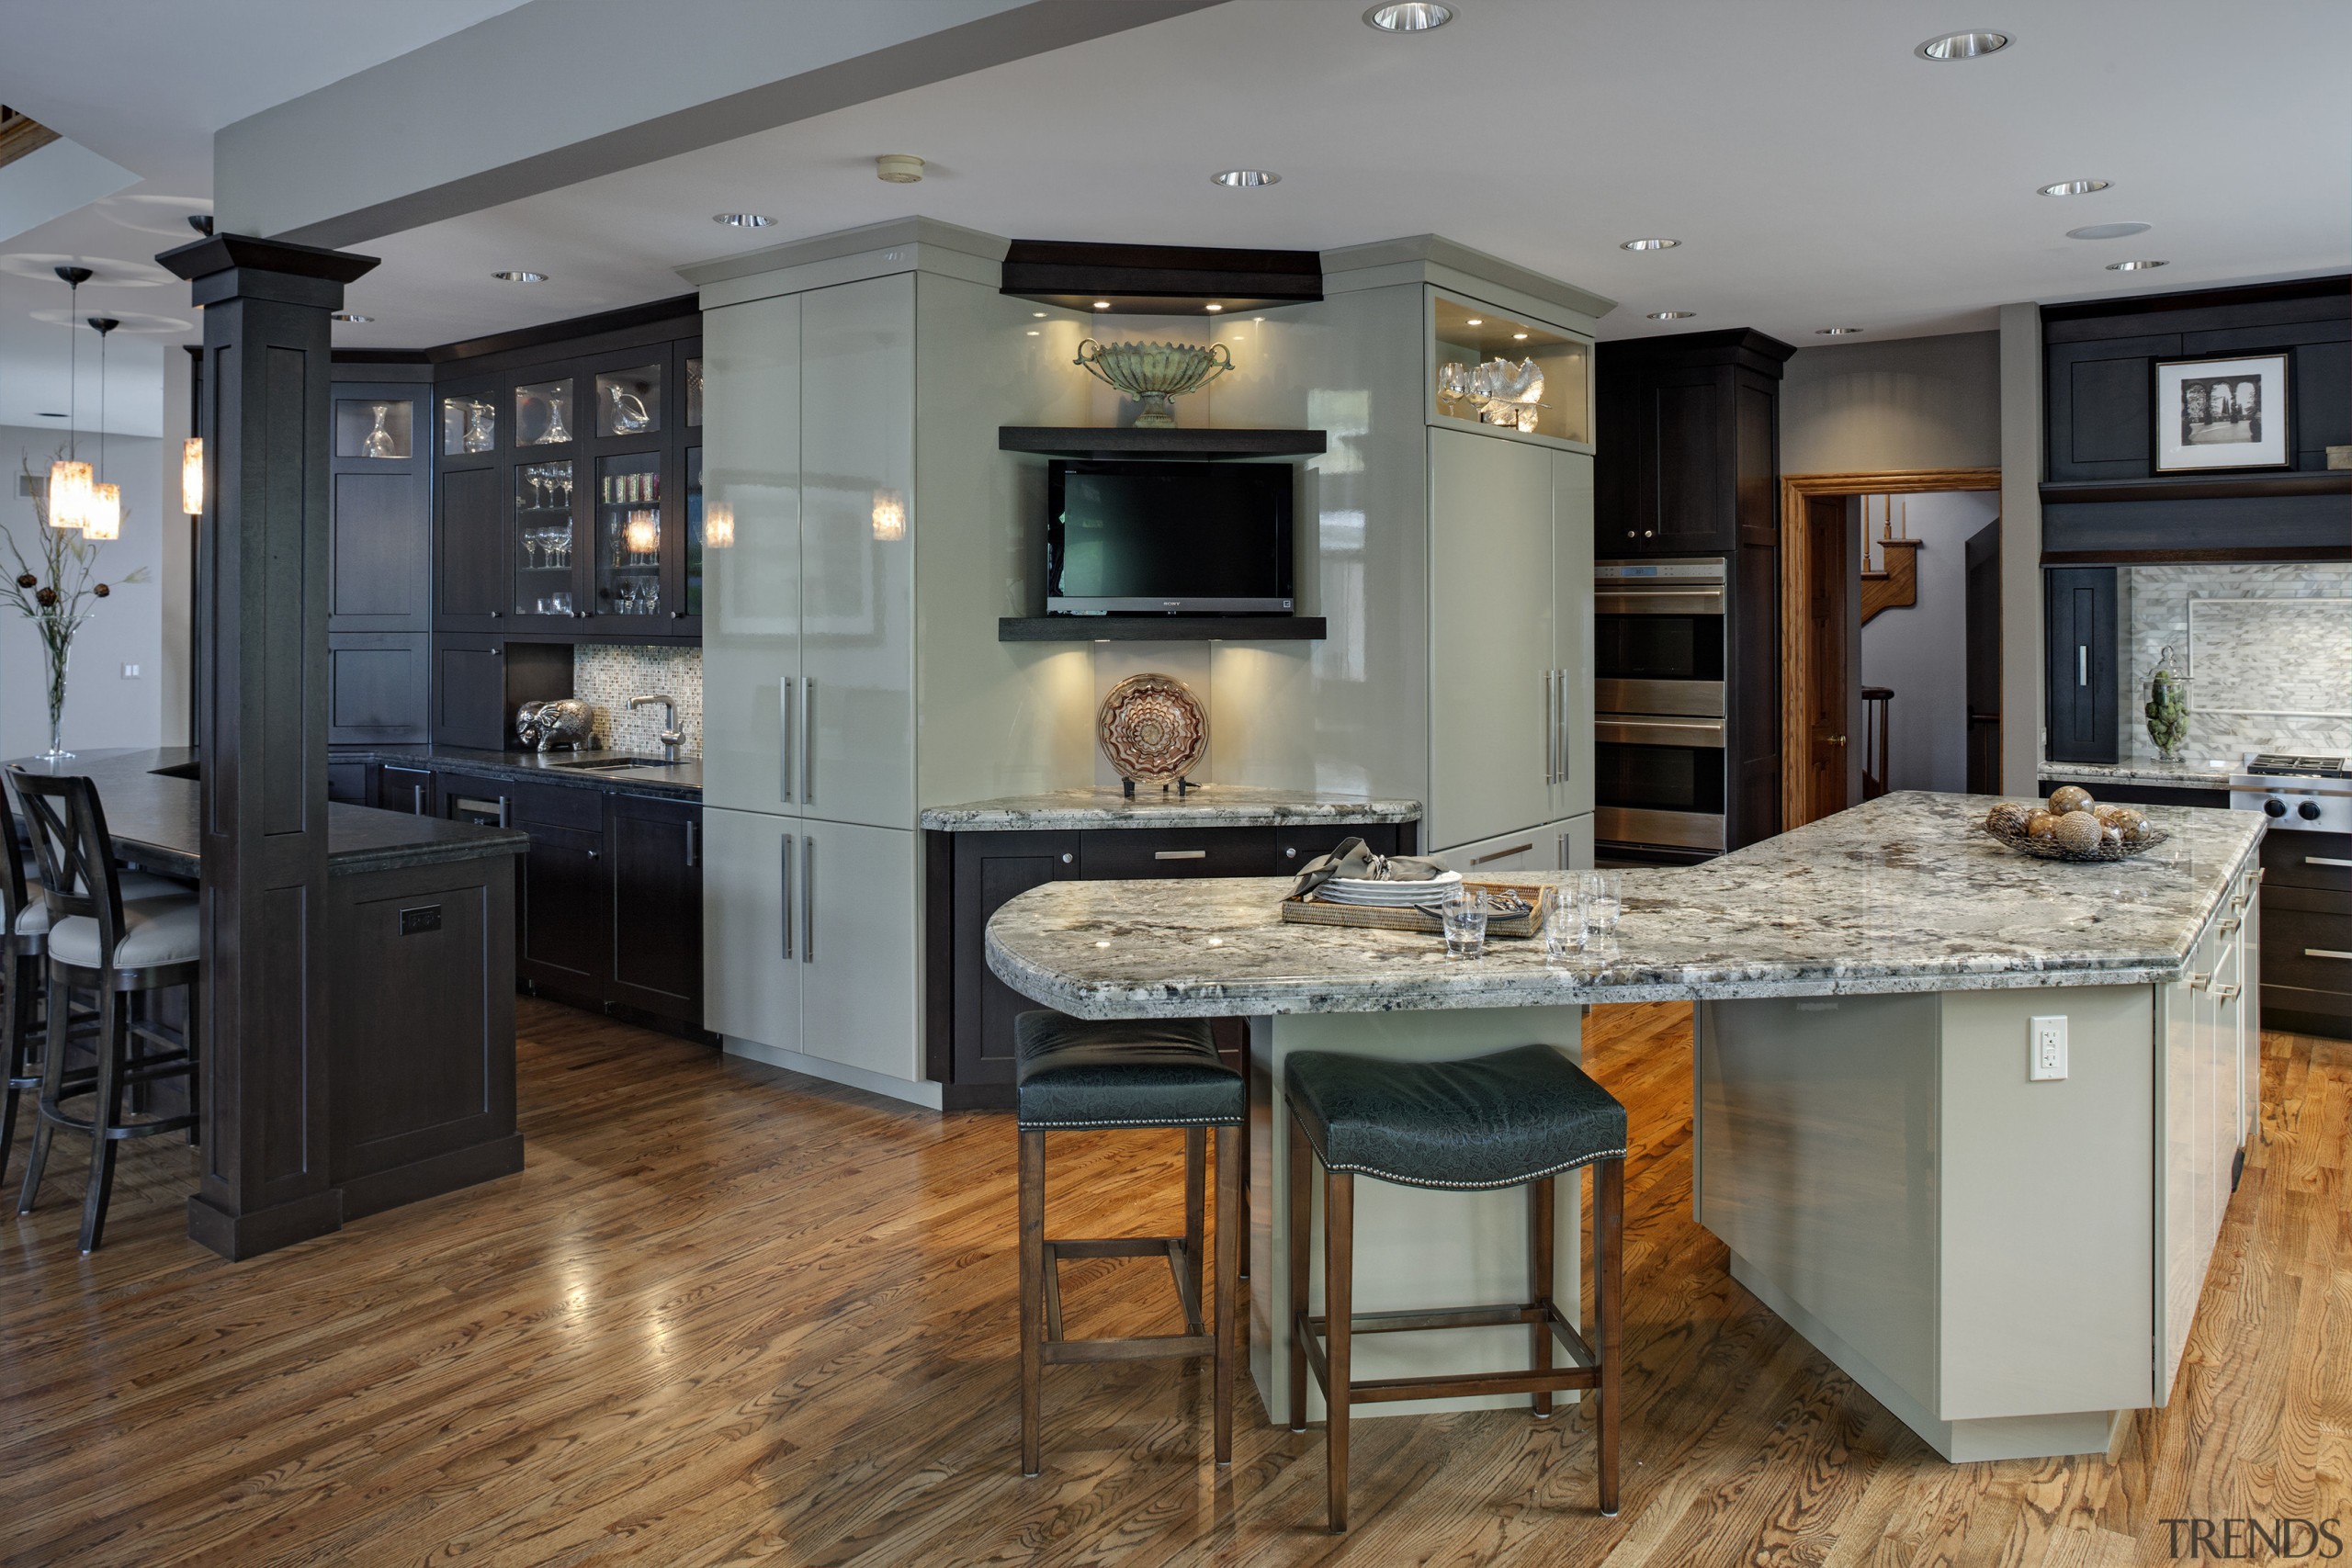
[
  {"x1": 121, "y1": 663, "x2": 141, "y2": 678},
  {"x1": 2029, "y1": 1015, "x2": 2068, "y2": 1081}
]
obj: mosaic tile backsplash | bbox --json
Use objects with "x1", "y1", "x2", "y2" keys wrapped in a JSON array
[
  {"x1": 2120, "y1": 562, "x2": 2352, "y2": 762},
  {"x1": 571, "y1": 645, "x2": 703, "y2": 754}
]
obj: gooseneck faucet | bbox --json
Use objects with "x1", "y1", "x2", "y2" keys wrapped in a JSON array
[{"x1": 628, "y1": 694, "x2": 685, "y2": 763}]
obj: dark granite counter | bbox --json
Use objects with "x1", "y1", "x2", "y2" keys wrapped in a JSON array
[
  {"x1": 5, "y1": 748, "x2": 526, "y2": 879},
  {"x1": 343, "y1": 744, "x2": 701, "y2": 800}
]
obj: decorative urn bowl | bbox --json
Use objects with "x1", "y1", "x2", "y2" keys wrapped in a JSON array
[{"x1": 1073, "y1": 338, "x2": 1235, "y2": 428}]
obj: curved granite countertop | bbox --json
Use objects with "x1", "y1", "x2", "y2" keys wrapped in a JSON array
[
  {"x1": 5, "y1": 748, "x2": 526, "y2": 880},
  {"x1": 986, "y1": 791, "x2": 2265, "y2": 1018},
  {"x1": 922, "y1": 784, "x2": 1421, "y2": 832}
]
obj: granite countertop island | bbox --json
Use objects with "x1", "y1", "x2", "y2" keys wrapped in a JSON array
[
  {"x1": 987, "y1": 791, "x2": 2263, "y2": 1016},
  {"x1": 922, "y1": 784, "x2": 1420, "y2": 832}
]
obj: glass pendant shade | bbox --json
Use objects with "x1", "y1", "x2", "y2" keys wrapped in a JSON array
[
  {"x1": 623, "y1": 509, "x2": 660, "y2": 555},
  {"x1": 704, "y1": 502, "x2": 734, "y2": 548},
  {"x1": 48, "y1": 459, "x2": 92, "y2": 530},
  {"x1": 182, "y1": 437, "x2": 204, "y2": 515},
  {"x1": 83, "y1": 482, "x2": 121, "y2": 541}
]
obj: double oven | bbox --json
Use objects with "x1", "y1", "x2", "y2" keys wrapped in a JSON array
[{"x1": 1594, "y1": 558, "x2": 1727, "y2": 859}]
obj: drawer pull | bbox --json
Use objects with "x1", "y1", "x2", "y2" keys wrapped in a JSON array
[
  {"x1": 2213, "y1": 983, "x2": 2242, "y2": 999},
  {"x1": 2306, "y1": 856, "x2": 2352, "y2": 869},
  {"x1": 2219, "y1": 917, "x2": 2240, "y2": 933},
  {"x1": 1154, "y1": 849, "x2": 1209, "y2": 861},
  {"x1": 1471, "y1": 842, "x2": 1534, "y2": 866},
  {"x1": 2307, "y1": 949, "x2": 2352, "y2": 962},
  {"x1": 2188, "y1": 972, "x2": 2211, "y2": 989},
  {"x1": 1061, "y1": 852, "x2": 1074, "y2": 865}
]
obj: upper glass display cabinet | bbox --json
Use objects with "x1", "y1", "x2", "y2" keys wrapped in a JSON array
[
  {"x1": 1430, "y1": 295, "x2": 1591, "y2": 446},
  {"x1": 336, "y1": 398, "x2": 414, "y2": 460},
  {"x1": 596, "y1": 364, "x2": 662, "y2": 438},
  {"x1": 442, "y1": 394, "x2": 495, "y2": 457},
  {"x1": 515, "y1": 378, "x2": 575, "y2": 446}
]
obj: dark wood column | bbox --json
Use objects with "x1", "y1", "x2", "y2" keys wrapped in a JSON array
[{"x1": 158, "y1": 235, "x2": 379, "y2": 1259}]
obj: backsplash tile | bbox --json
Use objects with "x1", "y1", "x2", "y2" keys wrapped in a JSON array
[
  {"x1": 571, "y1": 645, "x2": 703, "y2": 754},
  {"x1": 2120, "y1": 562, "x2": 2352, "y2": 762}
]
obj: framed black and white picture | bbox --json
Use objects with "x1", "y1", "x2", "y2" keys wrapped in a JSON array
[{"x1": 2154, "y1": 352, "x2": 2290, "y2": 472}]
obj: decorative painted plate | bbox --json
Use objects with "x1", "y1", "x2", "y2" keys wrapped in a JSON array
[{"x1": 1098, "y1": 672, "x2": 1208, "y2": 784}]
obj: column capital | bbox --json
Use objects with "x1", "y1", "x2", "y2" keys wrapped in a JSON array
[{"x1": 157, "y1": 233, "x2": 378, "y2": 310}]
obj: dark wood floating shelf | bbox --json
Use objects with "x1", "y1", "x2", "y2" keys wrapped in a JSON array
[
  {"x1": 2039, "y1": 472, "x2": 2351, "y2": 504},
  {"x1": 999, "y1": 426, "x2": 1327, "y2": 460},
  {"x1": 1000, "y1": 615, "x2": 1327, "y2": 642}
]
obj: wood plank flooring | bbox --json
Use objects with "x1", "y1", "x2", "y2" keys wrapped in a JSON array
[{"x1": 2, "y1": 999, "x2": 2345, "y2": 1566}]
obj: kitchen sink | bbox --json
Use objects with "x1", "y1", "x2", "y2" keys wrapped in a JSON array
[{"x1": 553, "y1": 756, "x2": 670, "y2": 772}]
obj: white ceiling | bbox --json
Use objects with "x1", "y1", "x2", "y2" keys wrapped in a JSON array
[{"x1": 4, "y1": 0, "x2": 2349, "y2": 430}]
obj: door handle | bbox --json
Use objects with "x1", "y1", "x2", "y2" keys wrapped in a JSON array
[
  {"x1": 780, "y1": 834, "x2": 794, "y2": 959},
  {"x1": 413, "y1": 783, "x2": 425, "y2": 815},
  {"x1": 2077, "y1": 646, "x2": 2088, "y2": 687},
  {"x1": 1471, "y1": 842, "x2": 1533, "y2": 865},
  {"x1": 2213, "y1": 983, "x2": 2241, "y2": 999},
  {"x1": 497, "y1": 795, "x2": 510, "y2": 829},
  {"x1": 802, "y1": 678, "x2": 817, "y2": 805},
  {"x1": 1154, "y1": 849, "x2": 1209, "y2": 861},
  {"x1": 2306, "y1": 856, "x2": 2352, "y2": 869},
  {"x1": 1544, "y1": 670, "x2": 1557, "y2": 784},
  {"x1": 2188, "y1": 971, "x2": 2211, "y2": 989},
  {"x1": 1556, "y1": 667, "x2": 1570, "y2": 789},
  {"x1": 801, "y1": 834, "x2": 816, "y2": 964},
  {"x1": 779, "y1": 678, "x2": 796, "y2": 803},
  {"x1": 1827, "y1": 735, "x2": 1848, "y2": 747},
  {"x1": 684, "y1": 819, "x2": 697, "y2": 868},
  {"x1": 2307, "y1": 948, "x2": 2352, "y2": 962},
  {"x1": 2219, "y1": 917, "x2": 2240, "y2": 933}
]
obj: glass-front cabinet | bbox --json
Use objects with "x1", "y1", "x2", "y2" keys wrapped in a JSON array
[
  {"x1": 594, "y1": 452, "x2": 665, "y2": 618},
  {"x1": 514, "y1": 460, "x2": 575, "y2": 617},
  {"x1": 1427, "y1": 291, "x2": 1593, "y2": 449},
  {"x1": 683, "y1": 445, "x2": 704, "y2": 617}
]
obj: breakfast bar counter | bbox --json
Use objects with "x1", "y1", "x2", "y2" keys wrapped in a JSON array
[{"x1": 988, "y1": 791, "x2": 2267, "y2": 1462}]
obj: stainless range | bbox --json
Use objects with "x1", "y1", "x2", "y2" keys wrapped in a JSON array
[
  {"x1": 2231, "y1": 753, "x2": 2352, "y2": 1043},
  {"x1": 2229, "y1": 753, "x2": 2352, "y2": 834}
]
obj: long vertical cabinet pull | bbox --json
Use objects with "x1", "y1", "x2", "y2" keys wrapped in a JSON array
[
  {"x1": 779, "y1": 834, "x2": 794, "y2": 959},
  {"x1": 1544, "y1": 670, "x2": 1558, "y2": 784},
  {"x1": 684, "y1": 820, "x2": 697, "y2": 868},
  {"x1": 2077, "y1": 646, "x2": 2089, "y2": 687},
  {"x1": 802, "y1": 679, "x2": 817, "y2": 805},
  {"x1": 1555, "y1": 667, "x2": 1570, "y2": 789},
  {"x1": 801, "y1": 834, "x2": 816, "y2": 964},
  {"x1": 778, "y1": 678, "x2": 797, "y2": 802}
]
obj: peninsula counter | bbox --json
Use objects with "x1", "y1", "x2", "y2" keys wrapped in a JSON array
[{"x1": 987, "y1": 791, "x2": 2266, "y2": 1462}]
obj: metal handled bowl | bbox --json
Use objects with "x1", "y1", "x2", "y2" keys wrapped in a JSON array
[{"x1": 1073, "y1": 338, "x2": 1235, "y2": 427}]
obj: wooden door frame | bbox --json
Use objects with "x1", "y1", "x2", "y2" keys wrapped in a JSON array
[{"x1": 1779, "y1": 468, "x2": 2001, "y2": 829}]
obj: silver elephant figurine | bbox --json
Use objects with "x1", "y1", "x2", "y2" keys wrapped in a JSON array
[{"x1": 515, "y1": 698, "x2": 594, "y2": 752}]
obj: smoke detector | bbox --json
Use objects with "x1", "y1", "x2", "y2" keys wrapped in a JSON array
[{"x1": 876, "y1": 154, "x2": 925, "y2": 184}]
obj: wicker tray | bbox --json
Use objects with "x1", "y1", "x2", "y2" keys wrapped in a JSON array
[
  {"x1": 1281, "y1": 879, "x2": 1556, "y2": 939},
  {"x1": 1979, "y1": 819, "x2": 2170, "y2": 863}
]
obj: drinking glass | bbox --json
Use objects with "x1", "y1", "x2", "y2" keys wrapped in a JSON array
[
  {"x1": 554, "y1": 523, "x2": 571, "y2": 568},
  {"x1": 617, "y1": 581, "x2": 639, "y2": 615},
  {"x1": 1441, "y1": 887, "x2": 1487, "y2": 959},
  {"x1": 1544, "y1": 888, "x2": 1589, "y2": 964},
  {"x1": 1581, "y1": 870, "x2": 1624, "y2": 953}
]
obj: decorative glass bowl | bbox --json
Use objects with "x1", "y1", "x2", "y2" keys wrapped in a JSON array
[{"x1": 1073, "y1": 339, "x2": 1235, "y2": 427}]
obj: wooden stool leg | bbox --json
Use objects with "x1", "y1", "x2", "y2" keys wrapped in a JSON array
[
  {"x1": 1286, "y1": 1111, "x2": 1312, "y2": 1433},
  {"x1": 1019, "y1": 1128, "x2": 1046, "y2": 1477},
  {"x1": 1183, "y1": 1126, "x2": 1206, "y2": 1335},
  {"x1": 17, "y1": 968, "x2": 71, "y2": 1215},
  {"x1": 78, "y1": 987, "x2": 125, "y2": 1254},
  {"x1": 1595, "y1": 1156, "x2": 1624, "y2": 1517},
  {"x1": 1213, "y1": 1122, "x2": 1238, "y2": 1465},
  {"x1": 1531, "y1": 1173, "x2": 1555, "y2": 1419},
  {"x1": 1325, "y1": 1168, "x2": 1354, "y2": 1533},
  {"x1": 0, "y1": 954, "x2": 32, "y2": 1176}
]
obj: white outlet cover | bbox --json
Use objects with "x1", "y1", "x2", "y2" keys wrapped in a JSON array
[
  {"x1": 121, "y1": 663, "x2": 141, "y2": 678},
  {"x1": 2029, "y1": 1015, "x2": 2068, "y2": 1081}
]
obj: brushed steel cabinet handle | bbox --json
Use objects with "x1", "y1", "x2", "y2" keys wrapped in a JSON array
[
  {"x1": 780, "y1": 835, "x2": 794, "y2": 959},
  {"x1": 802, "y1": 678, "x2": 816, "y2": 805},
  {"x1": 801, "y1": 834, "x2": 816, "y2": 964},
  {"x1": 2077, "y1": 646, "x2": 2088, "y2": 687},
  {"x1": 1544, "y1": 670, "x2": 1557, "y2": 784},
  {"x1": 2308, "y1": 948, "x2": 2352, "y2": 962},
  {"x1": 1471, "y1": 842, "x2": 1533, "y2": 865},
  {"x1": 412, "y1": 784, "x2": 425, "y2": 815},
  {"x1": 1556, "y1": 666, "x2": 1570, "y2": 790},
  {"x1": 2219, "y1": 917, "x2": 2241, "y2": 933},
  {"x1": 684, "y1": 819, "x2": 697, "y2": 868},
  {"x1": 1154, "y1": 849, "x2": 1208, "y2": 861},
  {"x1": 2306, "y1": 856, "x2": 2352, "y2": 869},
  {"x1": 497, "y1": 795, "x2": 510, "y2": 829},
  {"x1": 779, "y1": 678, "x2": 796, "y2": 803},
  {"x1": 2213, "y1": 983, "x2": 2241, "y2": 999}
]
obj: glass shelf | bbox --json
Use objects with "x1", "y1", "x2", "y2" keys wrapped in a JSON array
[
  {"x1": 1430, "y1": 295, "x2": 1591, "y2": 446},
  {"x1": 596, "y1": 364, "x2": 662, "y2": 437},
  {"x1": 596, "y1": 451, "x2": 665, "y2": 618},
  {"x1": 514, "y1": 460, "x2": 575, "y2": 616},
  {"x1": 337, "y1": 398, "x2": 413, "y2": 459},
  {"x1": 515, "y1": 378, "x2": 575, "y2": 446},
  {"x1": 442, "y1": 395, "x2": 496, "y2": 457}
]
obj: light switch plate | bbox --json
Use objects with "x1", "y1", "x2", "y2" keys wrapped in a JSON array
[{"x1": 2029, "y1": 1015, "x2": 2068, "y2": 1081}]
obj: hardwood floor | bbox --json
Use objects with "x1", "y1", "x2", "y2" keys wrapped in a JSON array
[{"x1": 2, "y1": 998, "x2": 2345, "y2": 1566}]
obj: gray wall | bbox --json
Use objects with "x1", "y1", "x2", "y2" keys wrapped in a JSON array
[
  {"x1": 1858, "y1": 491, "x2": 2001, "y2": 794},
  {"x1": 1781, "y1": 331, "x2": 2001, "y2": 476},
  {"x1": 0, "y1": 423, "x2": 167, "y2": 760}
]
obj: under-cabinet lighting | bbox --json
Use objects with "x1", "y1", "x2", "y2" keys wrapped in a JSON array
[
  {"x1": 1464, "y1": 318, "x2": 1483, "y2": 325},
  {"x1": 1513, "y1": 332, "x2": 1528, "y2": 340},
  {"x1": 1033, "y1": 311, "x2": 1047, "y2": 318},
  {"x1": 1092, "y1": 300, "x2": 1112, "y2": 310},
  {"x1": 1205, "y1": 303, "x2": 1224, "y2": 312}
]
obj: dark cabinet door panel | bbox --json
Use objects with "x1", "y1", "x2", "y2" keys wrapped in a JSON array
[
  {"x1": 1080, "y1": 826, "x2": 1277, "y2": 879},
  {"x1": 378, "y1": 764, "x2": 435, "y2": 816},
  {"x1": 951, "y1": 830, "x2": 1082, "y2": 1089},
  {"x1": 327, "y1": 761, "x2": 370, "y2": 805},
  {"x1": 437, "y1": 467, "x2": 505, "y2": 626},
  {"x1": 519, "y1": 823, "x2": 609, "y2": 997},
  {"x1": 435, "y1": 640, "x2": 509, "y2": 751},
  {"x1": 328, "y1": 633, "x2": 430, "y2": 744},
  {"x1": 606, "y1": 795, "x2": 702, "y2": 1023},
  {"x1": 333, "y1": 471, "x2": 429, "y2": 628},
  {"x1": 2043, "y1": 567, "x2": 2118, "y2": 763},
  {"x1": 1653, "y1": 377, "x2": 1726, "y2": 553}
]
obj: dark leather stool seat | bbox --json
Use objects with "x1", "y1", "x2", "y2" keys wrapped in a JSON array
[
  {"x1": 1284, "y1": 1043, "x2": 1626, "y2": 1190},
  {"x1": 1283, "y1": 1042, "x2": 1628, "y2": 1532},
  {"x1": 1012, "y1": 1010, "x2": 1241, "y2": 1479},
  {"x1": 1015, "y1": 1013, "x2": 1245, "y2": 1130}
]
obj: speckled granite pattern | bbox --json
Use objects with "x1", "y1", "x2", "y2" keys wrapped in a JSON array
[
  {"x1": 922, "y1": 786, "x2": 1421, "y2": 832},
  {"x1": 985, "y1": 791, "x2": 2263, "y2": 1019},
  {"x1": 2039, "y1": 759, "x2": 2240, "y2": 791}
]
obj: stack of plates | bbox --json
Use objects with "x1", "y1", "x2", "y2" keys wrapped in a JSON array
[{"x1": 1313, "y1": 872, "x2": 1462, "y2": 908}]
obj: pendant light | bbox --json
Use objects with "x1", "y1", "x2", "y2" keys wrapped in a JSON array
[
  {"x1": 182, "y1": 437, "x2": 203, "y2": 516},
  {"x1": 47, "y1": 265, "x2": 93, "y2": 530},
  {"x1": 82, "y1": 317, "x2": 121, "y2": 540}
]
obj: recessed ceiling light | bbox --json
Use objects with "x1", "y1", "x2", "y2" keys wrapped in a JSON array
[
  {"x1": 1621, "y1": 238, "x2": 1679, "y2": 252},
  {"x1": 331, "y1": 311, "x2": 373, "y2": 322},
  {"x1": 1363, "y1": 2, "x2": 1453, "y2": 31},
  {"x1": 1512, "y1": 332, "x2": 1529, "y2": 340},
  {"x1": 1816, "y1": 326, "x2": 1866, "y2": 335},
  {"x1": 1916, "y1": 29, "x2": 2009, "y2": 61},
  {"x1": 2067, "y1": 221, "x2": 2152, "y2": 241},
  {"x1": 2108, "y1": 259, "x2": 2168, "y2": 271},
  {"x1": 1092, "y1": 300, "x2": 1112, "y2": 310},
  {"x1": 492, "y1": 269, "x2": 547, "y2": 283},
  {"x1": 1032, "y1": 310, "x2": 1047, "y2": 318},
  {"x1": 1464, "y1": 317, "x2": 1483, "y2": 325},
  {"x1": 713, "y1": 212, "x2": 775, "y2": 228},
  {"x1": 2038, "y1": 178, "x2": 2110, "y2": 197},
  {"x1": 1211, "y1": 169, "x2": 1281, "y2": 188},
  {"x1": 1647, "y1": 310, "x2": 1696, "y2": 321},
  {"x1": 1205, "y1": 303, "x2": 1224, "y2": 312}
]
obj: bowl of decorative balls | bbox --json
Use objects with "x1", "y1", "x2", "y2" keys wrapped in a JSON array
[{"x1": 1981, "y1": 785, "x2": 2169, "y2": 863}]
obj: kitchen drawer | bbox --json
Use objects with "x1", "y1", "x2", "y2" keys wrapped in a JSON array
[
  {"x1": 1272, "y1": 821, "x2": 1405, "y2": 873},
  {"x1": 2260, "y1": 828, "x2": 2352, "y2": 893},
  {"x1": 2260, "y1": 887, "x2": 2352, "y2": 997},
  {"x1": 503, "y1": 777, "x2": 605, "y2": 832},
  {"x1": 1080, "y1": 826, "x2": 1277, "y2": 880}
]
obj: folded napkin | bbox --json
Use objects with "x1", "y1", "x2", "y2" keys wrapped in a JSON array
[{"x1": 1290, "y1": 836, "x2": 1454, "y2": 898}]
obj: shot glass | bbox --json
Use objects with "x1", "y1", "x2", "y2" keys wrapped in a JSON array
[{"x1": 1441, "y1": 888, "x2": 1487, "y2": 959}]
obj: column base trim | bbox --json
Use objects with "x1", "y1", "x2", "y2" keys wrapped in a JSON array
[{"x1": 186, "y1": 1188, "x2": 344, "y2": 1261}]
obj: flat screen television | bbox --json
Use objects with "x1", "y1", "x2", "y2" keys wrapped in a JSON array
[{"x1": 1046, "y1": 459, "x2": 1295, "y2": 615}]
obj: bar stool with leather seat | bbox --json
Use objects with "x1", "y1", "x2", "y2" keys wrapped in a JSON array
[
  {"x1": 1284, "y1": 1042, "x2": 1626, "y2": 1532},
  {"x1": 1014, "y1": 1010, "x2": 1241, "y2": 1477},
  {"x1": 8, "y1": 767, "x2": 203, "y2": 1253}
]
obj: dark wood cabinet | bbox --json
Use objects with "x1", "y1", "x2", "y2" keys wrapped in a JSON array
[
  {"x1": 517, "y1": 823, "x2": 609, "y2": 1002},
  {"x1": 327, "y1": 760, "x2": 370, "y2": 805},
  {"x1": 378, "y1": 763, "x2": 435, "y2": 816},
  {"x1": 328, "y1": 373, "x2": 433, "y2": 742},
  {"x1": 2258, "y1": 829, "x2": 2352, "y2": 1042},
  {"x1": 605, "y1": 794, "x2": 703, "y2": 1025},
  {"x1": 433, "y1": 638, "x2": 570, "y2": 753},
  {"x1": 328, "y1": 633, "x2": 430, "y2": 744},
  {"x1": 2043, "y1": 567, "x2": 2119, "y2": 764},
  {"x1": 928, "y1": 819, "x2": 1408, "y2": 1107}
]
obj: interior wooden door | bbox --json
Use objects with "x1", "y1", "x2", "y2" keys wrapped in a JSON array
[{"x1": 1801, "y1": 493, "x2": 1860, "y2": 823}]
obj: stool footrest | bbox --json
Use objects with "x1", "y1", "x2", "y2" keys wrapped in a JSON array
[
  {"x1": 1295, "y1": 1300, "x2": 1603, "y2": 1404},
  {"x1": 1042, "y1": 1332, "x2": 1216, "y2": 1366},
  {"x1": 1046, "y1": 1235, "x2": 1183, "y2": 1260}
]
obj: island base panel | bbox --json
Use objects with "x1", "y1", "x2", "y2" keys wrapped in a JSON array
[{"x1": 1248, "y1": 1005, "x2": 1589, "y2": 1424}]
